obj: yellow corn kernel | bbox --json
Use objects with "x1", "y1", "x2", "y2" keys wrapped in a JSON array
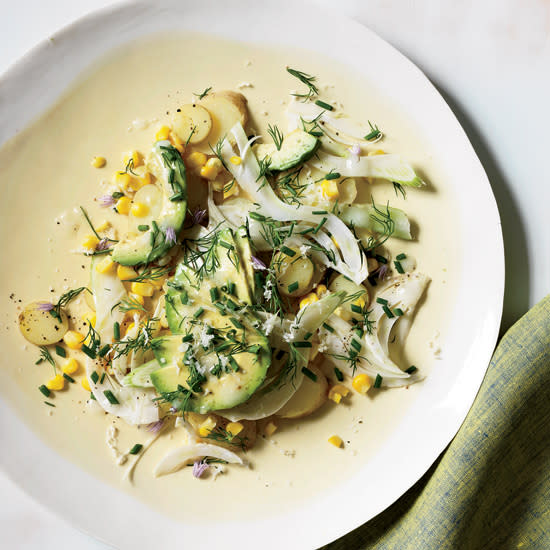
[
  {"x1": 368, "y1": 149, "x2": 386, "y2": 156},
  {"x1": 200, "y1": 157, "x2": 223, "y2": 180},
  {"x1": 95, "y1": 256, "x2": 116, "y2": 275},
  {"x1": 123, "y1": 150, "x2": 143, "y2": 168},
  {"x1": 91, "y1": 156, "x2": 106, "y2": 168},
  {"x1": 82, "y1": 234, "x2": 100, "y2": 250},
  {"x1": 328, "y1": 384, "x2": 350, "y2": 403},
  {"x1": 170, "y1": 132, "x2": 185, "y2": 153},
  {"x1": 125, "y1": 322, "x2": 136, "y2": 336},
  {"x1": 226, "y1": 422, "x2": 244, "y2": 437},
  {"x1": 321, "y1": 179, "x2": 339, "y2": 199},
  {"x1": 81, "y1": 377, "x2": 91, "y2": 391},
  {"x1": 46, "y1": 374, "x2": 65, "y2": 391},
  {"x1": 264, "y1": 421, "x2": 278, "y2": 437},
  {"x1": 155, "y1": 125, "x2": 171, "y2": 141},
  {"x1": 139, "y1": 171, "x2": 152, "y2": 187},
  {"x1": 315, "y1": 284, "x2": 328, "y2": 297},
  {"x1": 223, "y1": 180, "x2": 239, "y2": 199},
  {"x1": 130, "y1": 281, "x2": 155, "y2": 297},
  {"x1": 63, "y1": 330, "x2": 84, "y2": 350},
  {"x1": 352, "y1": 373, "x2": 372, "y2": 394},
  {"x1": 328, "y1": 435, "x2": 344, "y2": 448},
  {"x1": 116, "y1": 196, "x2": 132, "y2": 215},
  {"x1": 187, "y1": 151, "x2": 208, "y2": 171},
  {"x1": 329, "y1": 391, "x2": 342, "y2": 404},
  {"x1": 230, "y1": 155, "x2": 242, "y2": 165},
  {"x1": 299, "y1": 292, "x2": 319, "y2": 310},
  {"x1": 198, "y1": 416, "x2": 217, "y2": 437},
  {"x1": 62, "y1": 358, "x2": 79, "y2": 375},
  {"x1": 82, "y1": 312, "x2": 96, "y2": 328},
  {"x1": 130, "y1": 202, "x2": 149, "y2": 217},
  {"x1": 95, "y1": 219, "x2": 111, "y2": 232},
  {"x1": 117, "y1": 265, "x2": 138, "y2": 281},
  {"x1": 115, "y1": 171, "x2": 133, "y2": 190},
  {"x1": 353, "y1": 297, "x2": 366, "y2": 310}
]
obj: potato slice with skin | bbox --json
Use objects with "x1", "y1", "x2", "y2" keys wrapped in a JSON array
[
  {"x1": 18, "y1": 302, "x2": 69, "y2": 345},
  {"x1": 185, "y1": 412, "x2": 257, "y2": 450},
  {"x1": 273, "y1": 247, "x2": 315, "y2": 297},
  {"x1": 172, "y1": 104, "x2": 212, "y2": 145},
  {"x1": 276, "y1": 365, "x2": 328, "y2": 419},
  {"x1": 199, "y1": 91, "x2": 248, "y2": 147}
]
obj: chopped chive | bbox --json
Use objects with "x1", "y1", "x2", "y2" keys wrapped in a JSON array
[
  {"x1": 62, "y1": 373, "x2": 75, "y2": 383},
  {"x1": 214, "y1": 303, "x2": 227, "y2": 315},
  {"x1": 313, "y1": 217, "x2": 327, "y2": 234},
  {"x1": 169, "y1": 192, "x2": 184, "y2": 202},
  {"x1": 112, "y1": 191, "x2": 124, "y2": 199},
  {"x1": 382, "y1": 305, "x2": 395, "y2": 319},
  {"x1": 182, "y1": 334, "x2": 193, "y2": 343},
  {"x1": 301, "y1": 366, "x2": 318, "y2": 382},
  {"x1": 225, "y1": 299, "x2": 238, "y2": 311},
  {"x1": 229, "y1": 317, "x2": 244, "y2": 329},
  {"x1": 375, "y1": 254, "x2": 388, "y2": 264},
  {"x1": 137, "y1": 224, "x2": 150, "y2": 232},
  {"x1": 38, "y1": 385, "x2": 51, "y2": 397},
  {"x1": 394, "y1": 261, "x2": 405, "y2": 274},
  {"x1": 374, "y1": 374, "x2": 383, "y2": 388},
  {"x1": 299, "y1": 227, "x2": 315, "y2": 235},
  {"x1": 215, "y1": 343, "x2": 231, "y2": 353},
  {"x1": 228, "y1": 356, "x2": 240, "y2": 372},
  {"x1": 324, "y1": 172, "x2": 340, "y2": 180},
  {"x1": 376, "y1": 297, "x2": 388, "y2": 305},
  {"x1": 104, "y1": 390, "x2": 119, "y2": 405},
  {"x1": 280, "y1": 246, "x2": 296, "y2": 257},
  {"x1": 322, "y1": 322, "x2": 335, "y2": 333},
  {"x1": 293, "y1": 341, "x2": 312, "y2": 348},
  {"x1": 275, "y1": 349, "x2": 285, "y2": 360},
  {"x1": 44, "y1": 401, "x2": 56, "y2": 407},
  {"x1": 180, "y1": 290, "x2": 189, "y2": 305},
  {"x1": 193, "y1": 307, "x2": 205, "y2": 319},
  {"x1": 227, "y1": 282, "x2": 236, "y2": 296},
  {"x1": 348, "y1": 349, "x2": 358, "y2": 359},
  {"x1": 353, "y1": 327, "x2": 364, "y2": 338},
  {"x1": 309, "y1": 130, "x2": 323, "y2": 137},
  {"x1": 249, "y1": 212, "x2": 266, "y2": 221},
  {"x1": 90, "y1": 371, "x2": 99, "y2": 384},
  {"x1": 405, "y1": 365, "x2": 418, "y2": 374},
  {"x1": 89, "y1": 392, "x2": 96, "y2": 400},
  {"x1": 210, "y1": 287, "x2": 220, "y2": 302},
  {"x1": 81, "y1": 344, "x2": 96, "y2": 359},
  {"x1": 55, "y1": 345, "x2": 66, "y2": 358},
  {"x1": 247, "y1": 344, "x2": 261, "y2": 354},
  {"x1": 396, "y1": 253, "x2": 407, "y2": 261},
  {"x1": 113, "y1": 322, "x2": 120, "y2": 341},
  {"x1": 288, "y1": 281, "x2": 299, "y2": 293},
  {"x1": 304, "y1": 331, "x2": 313, "y2": 340},
  {"x1": 312, "y1": 210, "x2": 328, "y2": 215},
  {"x1": 129, "y1": 443, "x2": 143, "y2": 455},
  {"x1": 334, "y1": 367, "x2": 344, "y2": 382},
  {"x1": 35, "y1": 358, "x2": 44, "y2": 365},
  {"x1": 100, "y1": 372, "x2": 106, "y2": 384},
  {"x1": 98, "y1": 344, "x2": 111, "y2": 357},
  {"x1": 393, "y1": 308, "x2": 404, "y2": 317},
  {"x1": 350, "y1": 303, "x2": 363, "y2": 314},
  {"x1": 350, "y1": 339, "x2": 362, "y2": 352},
  {"x1": 219, "y1": 241, "x2": 234, "y2": 250},
  {"x1": 314, "y1": 99, "x2": 333, "y2": 111}
]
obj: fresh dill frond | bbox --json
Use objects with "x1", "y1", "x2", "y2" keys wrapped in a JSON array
[
  {"x1": 286, "y1": 67, "x2": 319, "y2": 101},
  {"x1": 38, "y1": 346, "x2": 56, "y2": 371},
  {"x1": 185, "y1": 125, "x2": 197, "y2": 148},
  {"x1": 267, "y1": 124, "x2": 284, "y2": 151},
  {"x1": 159, "y1": 144, "x2": 186, "y2": 202},
  {"x1": 154, "y1": 384, "x2": 194, "y2": 414},
  {"x1": 112, "y1": 318, "x2": 160, "y2": 359},
  {"x1": 118, "y1": 297, "x2": 148, "y2": 314},
  {"x1": 275, "y1": 167, "x2": 308, "y2": 206},
  {"x1": 124, "y1": 157, "x2": 138, "y2": 176},
  {"x1": 121, "y1": 266, "x2": 171, "y2": 283},
  {"x1": 364, "y1": 120, "x2": 382, "y2": 141},
  {"x1": 205, "y1": 426, "x2": 248, "y2": 451},
  {"x1": 79, "y1": 206, "x2": 102, "y2": 240},
  {"x1": 363, "y1": 199, "x2": 395, "y2": 252},
  {"x1": 210, "y1": 138, "x2": 229, "y2": 170},
  {"x1": 393, "y1": 181, "x2": 407, "y2": 199},
  {"x1": 51, "y1": 287, "x2": 89, "y2": 320},
  {"x1": 256, "y1": 155, "x2": 273, "y2": 186},
  {"x1": 193, "y1": 86, "x2": 212, "y2": 100}
]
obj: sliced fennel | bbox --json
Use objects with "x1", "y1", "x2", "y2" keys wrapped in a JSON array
[
  {"x1": 339, "y1": 203, "x2": 412, "y2": 240},
  {"x1": 219, "y1": 292, "x2": 345, "y2": 421},
  {"x1": 320, "y1": 272, "x2": 429, "y2": 387},
  {"x1": 220, "y1": 122, "x2": 368, "y2": 284},
  {"x1": 310, "y1": 151, "x2": 424, "y2": 188}
]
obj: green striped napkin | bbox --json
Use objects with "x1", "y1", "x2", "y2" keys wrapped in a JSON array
[{"x1": 326, "y1": 295, "x2": 550, "y2": 550}]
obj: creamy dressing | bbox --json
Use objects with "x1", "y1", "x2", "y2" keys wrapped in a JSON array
[{"x1": 0, "y1": 35, "x2": 459, "y2": 522}]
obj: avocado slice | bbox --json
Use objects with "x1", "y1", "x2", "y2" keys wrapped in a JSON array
[
  {"x1": 121, "y1": 358, "x2": 160, "y2": 388},
  {"x1": 254, "y1": 129, "x2": 319, "y2": 172},
  {"x1": 150, "y1": 316, "x2": 270, "y2": 413},
  {"x1": 111, "y1": 141, "x2": 187, "y2": 266}
]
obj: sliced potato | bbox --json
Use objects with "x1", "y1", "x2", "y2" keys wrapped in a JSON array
[
  {"x1": 273, "y1": 247, "x2": 315, "y2": 297},
  {"x1": 199, "y1": 91, "x2": 249, "y2": 146},
  {"x1": 172, "y1": 104, "x2": 212, "y2": 145},
  {"x1": 185, "y1": 412, "x2": 257, "y2": 450},
  {"x1": 276, "y1": 365, "x2": 328, "y2": 419},
  {"x1": 18, "y1": 302, "x2": 69, "y2": 345}
]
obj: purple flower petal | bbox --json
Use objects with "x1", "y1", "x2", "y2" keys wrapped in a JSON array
[
  {"x1": 251, "y1": 255, "x2": 267, "y2": 271},
  {"x1": 96, "y1": 238, "x2": 110, "y2": 251},
  {"x1": 164, "y1": 226, "x2": 177, "y2": 245},
  {"x1": 192, "y1": 459, "x2": 209, "y2": 478},
  {"x1": 98, "y1": 194, "x2": 116, "y2": 208},
  {"x1": 146, "y1": 419, "x2": 165, "y2": 433},
  {"x1": 36, "y1": 302, "x2": 54, "y2": 312},
  {"x1": 348, "y1": 144, "x2": 361, "y2": 156},
  {"x1": 191, "y1": 209, "x2": 207, "y2": 226},
  {"x1": 378, "y1": 264, "x2": 388, "y2": 280}
]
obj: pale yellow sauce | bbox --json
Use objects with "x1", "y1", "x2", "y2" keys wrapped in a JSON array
[{"x1": 0, "y1": 35, "x2": 459, "y2": 521}]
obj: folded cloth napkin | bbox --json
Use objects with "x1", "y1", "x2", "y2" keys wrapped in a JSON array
[{"x1": 326, "y1": 295, "x2": 550, "y2": 550}]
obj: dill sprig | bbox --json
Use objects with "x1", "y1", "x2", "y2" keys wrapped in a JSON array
[
  {"x1": 81, "y1": 322, "x2": 101, "y2": 359},
  {"x1": 112, "y1": 318, "x2": 160, "y2": 359},
  {"x1": 51, "y1": 287, "x2": 89, "y2": 320},
  {"x1": 121, "y1": 266, "x2": 171, "y2": 283},
  {"x1": 256, "y1": 155, "x2": 273, "y2": 186},
  {"x1": 80, "y1": 207, "x2": 117, "y2": 244},
  {"x1": 159, "y1": 144, "x2": 186, "y2": 202},
  {"x1": 267, "y1": 124, "x2": 284, "y2": 151},
  {"x1": 37, "y1": 346, "x2": 56, "y2": 372},
  {"x1": 184, "y1": 125, "x2": 197, "y2": 148},
  {"x1": 274, "y1": 167, "x2": 308, "y2": 206},
  {"x1": 210, "y1": 138, "x2": 228, "y2": 170},
  {"x1": 393, "y1": 182, "x2": 407, "y2": 199},
  {"x1": 286, "y1": 67, "x2": 319, "y2": 101},
  {"x1": 118, "y1": 297, "x2": 147, "y2": 314},
  {"x1": 193, "y1": 86, "x2": 212, "y2": 100},
  {"x1": 124, "y1": 157, "x2": 139, "y2": 176},
  {"x1": 364, "y1": 200, "x2": 395, "y2": 251},
  {"x1": 205, "y1": 426, "x2": 248, "y2": 452},
  {"x1": 155, "y1": 384, "x2": 194, "y2": 414}
]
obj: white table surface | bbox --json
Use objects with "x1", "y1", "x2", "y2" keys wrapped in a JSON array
[{"x1": 1, "y1": 0, "x2": 548, "y2": 548}]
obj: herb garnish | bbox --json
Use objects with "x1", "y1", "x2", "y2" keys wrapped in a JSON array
[
  {"x1": 286, "y1": 67, "x2": 319, "y2": 101},
  {"x1": 267, "y1": 124, "x2": 284, "y2": 151},
  {"x1": 364, "y1": 121, "x2": 382, "y2": 142},
  {"x1": 193, "y1": 87, "x2": 212, "y2": 100}
]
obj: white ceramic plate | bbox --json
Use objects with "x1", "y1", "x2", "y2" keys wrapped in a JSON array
[{"x1": 0, "y1": 1, "x2": 504, "y2": 548}]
